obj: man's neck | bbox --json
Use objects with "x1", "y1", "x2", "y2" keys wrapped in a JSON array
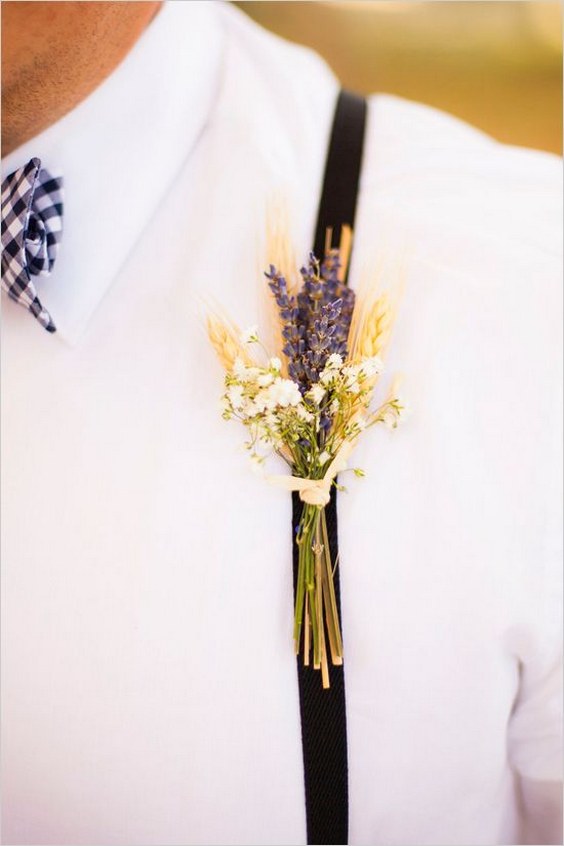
[{"x1": 1, "y1": 1, "x2": 162, "y2": 156}]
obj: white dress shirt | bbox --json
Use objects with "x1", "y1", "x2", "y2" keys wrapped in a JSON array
[{"x1": 2, "y1": 3, "x2": 562, "y2": 845}]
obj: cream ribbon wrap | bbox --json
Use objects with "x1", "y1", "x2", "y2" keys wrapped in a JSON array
[{"x1": 267, "y1": 440, "x2": 356, "y2": 507}]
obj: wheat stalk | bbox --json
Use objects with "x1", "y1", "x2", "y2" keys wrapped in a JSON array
[
  {"x1": 206, "y1": 314, "x2": 253, "y2": 371},
  {"x1": 266, "y1": 202, "x2": 299, "y2": 297},
  {"x1": 352, "y1": 292, "x2": 395, "y2": 361},
  {"x1": 260, "y1": 199, "x2": 300, "y2": 371},
  {"x1": 347, "y1": 252, "x2": 407, "y2": 365}
]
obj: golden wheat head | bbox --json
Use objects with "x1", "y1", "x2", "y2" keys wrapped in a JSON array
[{"x1": 206, "y1": 314, "x2": 252, "y2": 372}]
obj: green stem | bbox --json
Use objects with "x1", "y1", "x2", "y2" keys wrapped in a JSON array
[
  {"x1": 293, "y1": 504, "x2": 317, "y2": 651},
  {"x1": 320, "y1": 507, "x2": 343, "y2": 661},
  {"x1": 293, "y1": 536, "x2": 306, "y2": 651},
  {"x1": 304, "y1": 512, "x2": 320, "y2": 665}
]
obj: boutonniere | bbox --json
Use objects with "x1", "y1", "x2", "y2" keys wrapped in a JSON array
[{"x1": 207, "y1": 230, "x2": 407, "y2": 687}]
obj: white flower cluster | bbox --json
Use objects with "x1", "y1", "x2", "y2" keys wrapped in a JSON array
[
  {"x1": 318, "y1": 353, "x2": 384, "y2": 388},
  {"x1": 221, "y1": 330, "x2": 401, "y2": 474},
  {"x1": 222, "y1": 357, "x2": 311, "y2": 459}
]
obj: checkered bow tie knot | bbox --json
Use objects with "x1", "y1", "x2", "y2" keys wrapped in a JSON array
[{"x1": 1, "y1": 158, "x2": 63, "y2": 333}]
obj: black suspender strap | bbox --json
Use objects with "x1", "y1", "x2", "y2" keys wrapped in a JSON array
[
  {"x1": 293, "y1": 89, "x2": 367, "y2": 846},
  {"x1": 313, "y1": 90, "x2": 367, "y2": 267}
]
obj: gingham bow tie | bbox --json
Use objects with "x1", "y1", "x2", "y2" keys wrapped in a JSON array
[{"x1": 1, "y1": 158, "x2": 63, "y2": 333}]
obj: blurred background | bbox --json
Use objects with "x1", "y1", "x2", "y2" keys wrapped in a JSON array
[{"x1": 237, "y1": 1, "x2": 562, "y2": 154}]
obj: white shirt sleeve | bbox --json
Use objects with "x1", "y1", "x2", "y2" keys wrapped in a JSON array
[
  {"x1": 507, "y1": 331, "x2": 563, "y2": 844},
  {"x1": 508, "y1": 606, "x2": 562, "y2": 841}
]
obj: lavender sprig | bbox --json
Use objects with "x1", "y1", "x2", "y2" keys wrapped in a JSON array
[
  {"x1": 302, "y1": 298, "x2": 342, "y2": 384},
  {"x1": 264, "y1": 265, "x2": 306, "y2": 385},
  {"x1": 320, "y1": 249, "x2": 355, "y2": 354},
  {"x1": 265, "y1": 250, "x2": 356, "y2": 392},
  {"x1": 297, "y1": 253, "x2": 324, "y2": 336}
]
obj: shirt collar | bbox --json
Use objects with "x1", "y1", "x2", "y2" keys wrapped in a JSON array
[{"x1": 1, "y1": 1, "x2": 225, "y2": 345}]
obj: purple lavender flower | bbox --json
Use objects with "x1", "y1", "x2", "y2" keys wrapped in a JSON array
[
  {"x1": 320, "y1": 249, "x2": 355, "y2": 354},
  {"x1": 297, "y1": 253, "x2": 324, "y2": 330},
  {"x1": 302, "y1": 298, "x2": 342, "y2": 383},
  {"x1": 264, "y1": 265, "x2": 307, "y2": 384},
  {"x1": 264, "y1": 249, "x2": 355, "y2": 392}
]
